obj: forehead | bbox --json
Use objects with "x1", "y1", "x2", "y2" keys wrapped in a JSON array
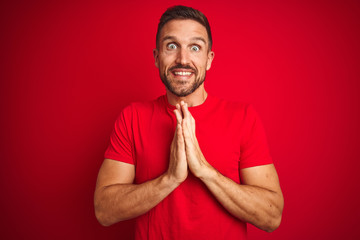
[{"x1": 159, "y1": 19, "x2": 208, "y2": 43}]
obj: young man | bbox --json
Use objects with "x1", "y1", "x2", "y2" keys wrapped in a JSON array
[{"x1": 94, "y1": 5, "x2": 284, "y2": 239}]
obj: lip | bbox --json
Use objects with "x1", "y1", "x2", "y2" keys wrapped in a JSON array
[
  {"x1": 171, "y1": 68, "x2": 193, "y2": 72},
  {"x1": 170, "y1": 68, "x2": 194, "y2": 78}
]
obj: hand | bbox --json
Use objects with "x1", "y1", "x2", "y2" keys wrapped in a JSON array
[
  {"x1": 166, "y1": 106, "x2": 188, "y2": 184},
  {"x1": 179, "y1": 102, "x2": 213, "y2": 179}
]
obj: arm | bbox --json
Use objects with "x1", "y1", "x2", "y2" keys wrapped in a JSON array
[
  {"x1": 178, "y1": 101, "x2": 284, "y2": 232},
  {"x1": 199, "y1": 164, "x2": 283, "y2": 232},
  {"x1": 94, "y1": 117, "x2": 188, "y2": 226},
  {"x1": 94, "y1": 160, "x2": 177, "y2": 226}
]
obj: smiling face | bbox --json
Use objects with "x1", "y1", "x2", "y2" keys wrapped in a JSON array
[{"x1": 154, "y1": 19, "x2": 214, "y2": 97}]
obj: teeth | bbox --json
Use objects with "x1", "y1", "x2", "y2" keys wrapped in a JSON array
[{"x1": 174, "y1": 72, "x2": 192, "y2": 76}]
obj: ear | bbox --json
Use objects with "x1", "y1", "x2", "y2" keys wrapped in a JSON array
[
  {"x1": 206, "y1": 51, "x2": 215, "y2": 71},
  {"x1": 153, "y1": 49, "x2": 159, "y2": 68}
]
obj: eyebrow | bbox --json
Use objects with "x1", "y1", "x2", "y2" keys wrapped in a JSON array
[
  {"x1": 162, "y1": 36, "x2": 176, "y2": 43},
  {"x1": 191, "y1": 37, "x2": 207, "y2": 44},
  {"x1": 162, "y1": 36, "x2": 207, "y2": 45}
]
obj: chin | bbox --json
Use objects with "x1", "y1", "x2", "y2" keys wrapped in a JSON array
[
  {"x1": 171, "y1": 87, "x2": 197, "y2": 97},
  {"x1": 173, "y1": 92, "x2": 191, "y2": 97}
]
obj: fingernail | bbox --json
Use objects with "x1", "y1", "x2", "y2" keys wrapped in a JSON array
[{"x1": 180, "y1": 101, "x2": 184, "y2": 105}]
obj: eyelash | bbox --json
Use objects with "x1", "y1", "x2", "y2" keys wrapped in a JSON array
[
  {"x1": 191, "y1": 45, "x2": 200, "y2": 51},
  {"x1": 166, "y1": 43, "x2": 201, "y2": 51},
  {"x1": 167, "y1": 43, "x2": 177, "y2": 49}
]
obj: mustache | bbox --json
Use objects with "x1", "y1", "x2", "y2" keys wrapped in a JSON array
[{"x1": 169, "y1": 64, "x2": 196, "y2": 72}]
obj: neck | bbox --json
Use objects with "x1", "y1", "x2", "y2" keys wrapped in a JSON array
[{"x1": 166, "y1": 85, "x2": 208, "y2": 107}]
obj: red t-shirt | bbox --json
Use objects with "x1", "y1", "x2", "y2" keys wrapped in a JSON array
[{"x1": 104, "y1": 94, "x2": 273, "y2": 240}]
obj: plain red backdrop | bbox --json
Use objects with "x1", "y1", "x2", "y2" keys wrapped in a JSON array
[{"x1": 1, "y1": 0, "x2": 360, "y2": 239}]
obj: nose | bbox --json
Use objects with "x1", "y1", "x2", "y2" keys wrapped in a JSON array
[{"x1": 175, "y1": 48, "x2": 190, "y2": 65}]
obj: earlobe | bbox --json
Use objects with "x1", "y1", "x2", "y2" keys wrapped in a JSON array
[
  {"x1": 153, "y1": 49, "x2": 159, "y2": 68},
  {"x1": 206, "y1": 51, "x2": 215, "y2": 71}
]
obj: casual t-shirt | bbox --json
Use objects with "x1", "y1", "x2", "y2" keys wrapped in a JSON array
[{"x1": 104, "y1": 94, "x2": 273, "y2": 240}]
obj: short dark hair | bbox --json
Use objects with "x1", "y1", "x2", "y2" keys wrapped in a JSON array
[{"x1": 156, "y1": 5, "x2": 213, "y2": 50}]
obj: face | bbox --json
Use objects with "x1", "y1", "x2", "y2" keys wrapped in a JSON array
[{"x1": 154, "y1": 19, "x2": 214, "y2": 97}]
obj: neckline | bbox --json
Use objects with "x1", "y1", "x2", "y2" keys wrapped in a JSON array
[{"x1": 163, "y1": 94, "x2": 213, "y2": 113}]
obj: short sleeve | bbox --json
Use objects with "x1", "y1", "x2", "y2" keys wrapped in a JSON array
[
  {"x1": 104, "y1": 106, "x2": 134, "y2": 164},
  {"x1": 239, "y1": 104, "x2": 273, "y2": 169}
]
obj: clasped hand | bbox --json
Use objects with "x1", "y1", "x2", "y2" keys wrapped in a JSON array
[{"x1": 167, "y1": 101, "x2": 212, "y2": 183}]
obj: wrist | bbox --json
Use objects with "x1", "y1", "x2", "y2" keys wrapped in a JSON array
[
  {"x1": 162, "y1": 172, "x2": 183, "y2": 189},
  {"x1": 198, "y1": 164, "x2": 218, "y2": 182}
]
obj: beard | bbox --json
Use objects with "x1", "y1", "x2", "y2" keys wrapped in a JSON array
[{"x1": 159, "y1": 65, "x2": 206, "y2": 97}]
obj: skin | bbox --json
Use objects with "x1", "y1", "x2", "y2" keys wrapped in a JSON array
[
  {"x1": 94, "y1": 19, "x2": 284, "y2": 232},
  {"x1": 153, "y1": 19, "x2": 214, "y2": 106}
]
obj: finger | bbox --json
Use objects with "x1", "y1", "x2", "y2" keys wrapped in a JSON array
[
  {"x1": 181, "y1": 101, "x2": 190, "y2": 119},
  {"x1": 177, "y1": 103, "x2": 184, "y2": 119},
  {"x1": 181, "y1": 118, "x2": 192, "y2": 140},
  {"x1": 181, "y1": 102, "x2": 197, "y2": 136},
  {"x1": 176, "y1": 124, "x2": 184, "y2": 143},
  {"x1": 191, "y1": 115, "x2": 196, "y2": 133},
  {"x1": 182, "y1": 102, "x2": 194, "y2": 123},
  {"x1": 174, "y1": 107, "x2": 184, "y2": 142},
  {"x1": 172, "y1": 123, "x2": 184, "y2": 150},
  {"x1": 174, "y1": 108, "x2": 182, "y2": 125},
  {"x1": 181, "y1": 102, "x2": 191, "y2": 129},
  {"x1": 183, "y1": 129, "x2": 194, "y2": 151}
]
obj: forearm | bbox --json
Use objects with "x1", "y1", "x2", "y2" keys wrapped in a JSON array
[
  {"x1": 94, "y1": 173, "x2": 179, "y2": 226},
  {"x1": 200, "y1": 168, "x2": 284, "y2": 232}
]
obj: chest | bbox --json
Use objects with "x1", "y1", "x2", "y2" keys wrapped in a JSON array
[{"x1": 133, "y1": 111, "x2": 242, "y2": 184}]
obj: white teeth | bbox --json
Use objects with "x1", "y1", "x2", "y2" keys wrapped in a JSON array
[{"x1": 174, "y1": 72, "x2": 192, "y2": 76}]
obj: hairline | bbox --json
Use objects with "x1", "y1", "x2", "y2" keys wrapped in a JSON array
[{"x1": 157, "y1": 19, "x2": 211, "y2": 51}]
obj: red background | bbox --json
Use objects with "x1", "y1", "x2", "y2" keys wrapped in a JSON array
[{"x1": 1, "y1": 0, "x2": 360, "y2": 239}]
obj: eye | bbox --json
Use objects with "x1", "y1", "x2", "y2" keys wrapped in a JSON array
[
  {"x1": 167, "y1": 43, "x2": 177, "y2": 50},
  {"x1": 191, "y1": 45, "x2": 200, "y2": 51}
]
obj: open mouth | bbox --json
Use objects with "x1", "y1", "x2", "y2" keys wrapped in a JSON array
[
  {"x1": 173, "y1": 71, "x2": 192, "y2": 76},
  {"x1": 170, "y1": 68, "x2": 194, "y2": 78}
]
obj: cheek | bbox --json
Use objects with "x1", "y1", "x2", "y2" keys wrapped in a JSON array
[
  {"x1": 160, "y1": 55, "x2": 175, "y2": 68},
  {"x1": 195, "y1": 59, "x2": 209, "y2": 73}
]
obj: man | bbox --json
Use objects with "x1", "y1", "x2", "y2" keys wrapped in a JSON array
[{"x1": 94, "y1": 5, "x2": 284, "y2": 239}]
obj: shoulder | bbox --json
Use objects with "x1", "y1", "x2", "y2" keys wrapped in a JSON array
[
  {"x1": 208, "y1": 96, "x2": 262, "y2": 126},
  {"x1": 116, "y1": 96, "x2": 165, "y2": 122},
  {"x1": 210, "y1": 95, "x2": 253, "y2": 115}
]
